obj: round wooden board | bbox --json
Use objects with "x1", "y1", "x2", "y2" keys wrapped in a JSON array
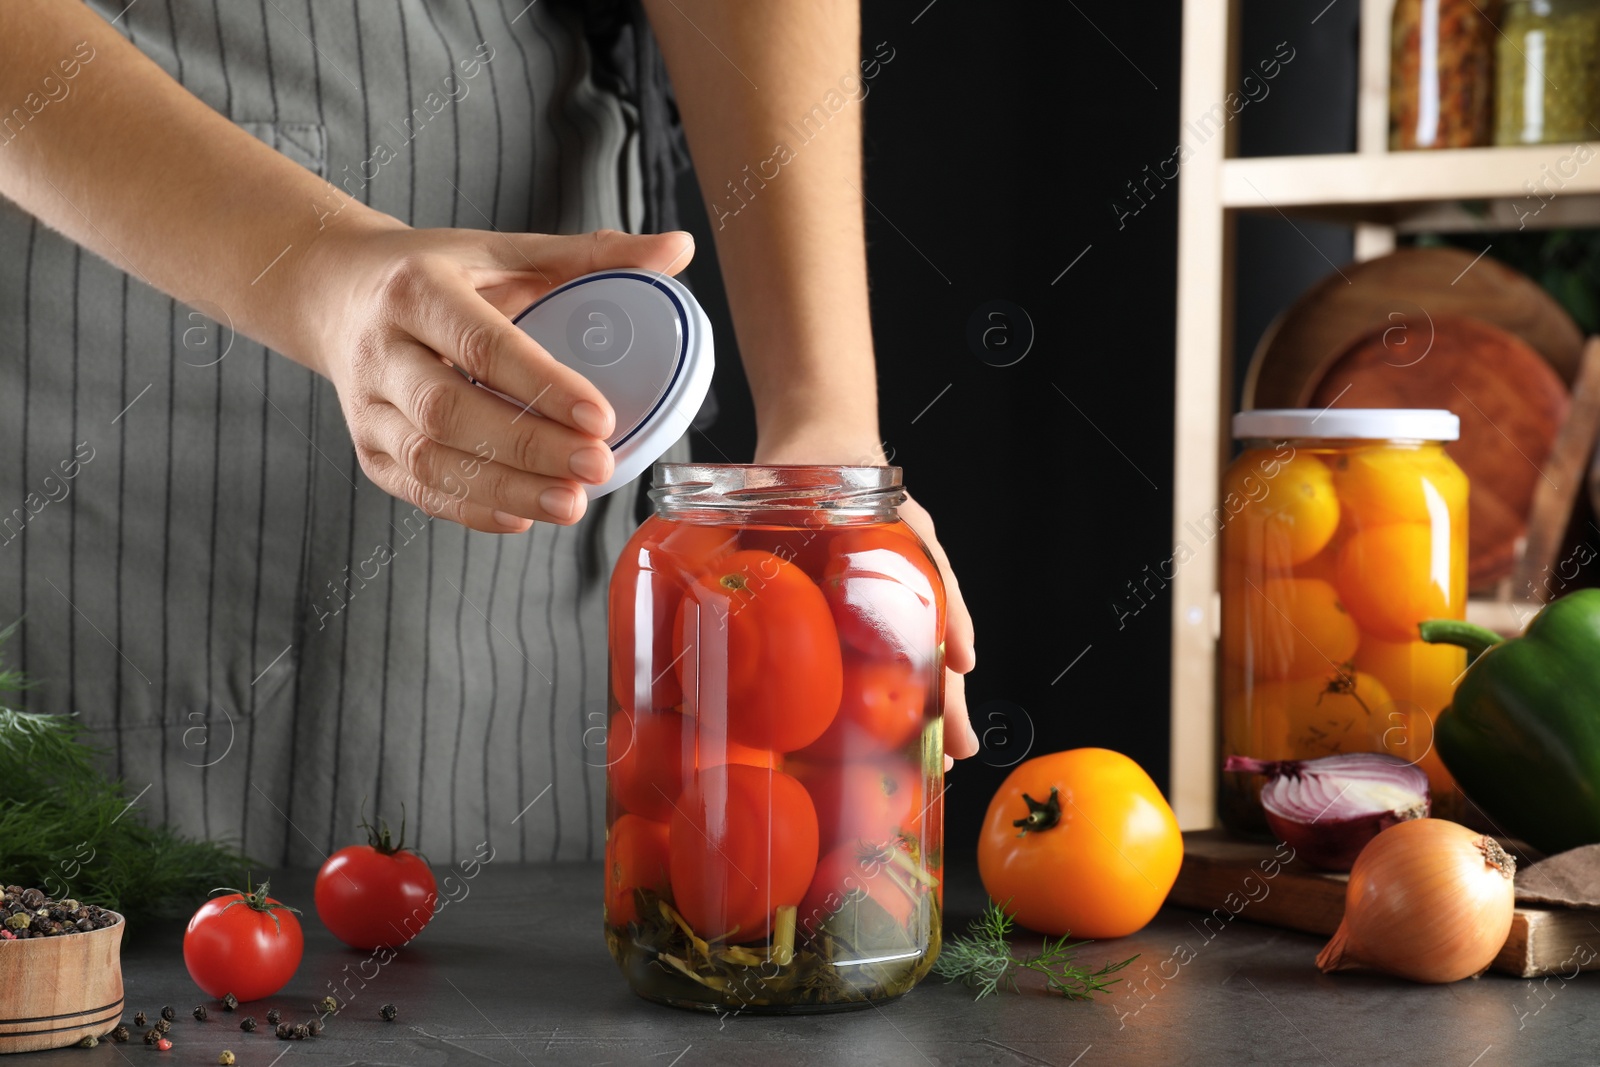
[
  {"x1": 1306, "y1": 315, "x2": 1571, "y2": 590},
  {"x1": 1246, "y1": 247, "x2": 1584, "y2": 409}
]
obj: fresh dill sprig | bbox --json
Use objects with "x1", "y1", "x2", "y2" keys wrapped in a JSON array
[{"x1": 932, "y1": 899, "x2": 1136, "y2": 1001}]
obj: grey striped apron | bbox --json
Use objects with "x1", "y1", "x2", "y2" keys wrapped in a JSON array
[{"x1": 0, "y1": 0, "x2": 683, "y2": 867}]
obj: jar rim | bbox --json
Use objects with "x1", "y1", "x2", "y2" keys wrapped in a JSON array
[
  {"x1": 650, "y1": 463, "x2": 904, "y2": 517},
  {"x1": 1232, "y1": 408, "x2": 1460, "y2": 442}
]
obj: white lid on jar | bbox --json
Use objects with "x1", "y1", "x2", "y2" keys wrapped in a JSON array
[{"x1": 1232, "y1": 408, "x2": 1460, "y2": 442}]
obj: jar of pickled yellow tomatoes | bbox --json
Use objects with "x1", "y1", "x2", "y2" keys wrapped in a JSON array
[
  {"x1": 1218, "y1": 410, "x2": 1468, "y2": 835},
  {"x1": 603, "y1": 464, "x2": 946, "y2": 1013}
]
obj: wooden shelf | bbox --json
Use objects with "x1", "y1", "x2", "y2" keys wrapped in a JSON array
[{"x1": 1222, "y1": 144, "x2": 1600, "y2": 231}]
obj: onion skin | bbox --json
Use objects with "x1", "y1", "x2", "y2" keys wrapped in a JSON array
[
  {"x1": 1317, "y1": 818, "x2": 1516, "y2": 983},
  {"x1": 1224, "y1": 754, "x2": 1430, "y2": 871}
]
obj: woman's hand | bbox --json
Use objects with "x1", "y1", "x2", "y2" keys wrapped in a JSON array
[{"x1": 298, "y1": 219, "x2": 694, "y2": 532}]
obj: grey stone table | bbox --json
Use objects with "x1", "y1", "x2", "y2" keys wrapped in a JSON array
[{"x1": 38, "y1": 862, "x2": 1600, "y2": 1066}]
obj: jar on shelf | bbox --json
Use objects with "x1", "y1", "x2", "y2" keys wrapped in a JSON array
[
  {"x1": 1218, "y1": 410, "x2": 1468, "y2": 835},
  {"x1": 603, "y1": 463, "x2": 946, "y2": 1013},
  {"x1": 1389, "y1": 0, "x2": 1498, "y2": 150},
  {"x1": 1495, "y1": 0, "x2": 1600, "y2": 145}
]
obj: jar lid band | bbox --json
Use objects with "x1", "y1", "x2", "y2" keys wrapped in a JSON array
[{"x1": 1232, "y1": 408, "x2": 1460, "y2": 442}]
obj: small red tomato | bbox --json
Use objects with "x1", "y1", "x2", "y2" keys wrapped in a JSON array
[
  {"x1": 675, "y1": 550, "x2": 843, "y2": 752},
  {"x1": 184, "y1": 880, "x2": 304, "y2": 1001},
  {"x1": 797, "y1": 841, "x2": 921, "y2": 939},
  {"x1": 821, "y1": 526, "x2": 943, "y2": 665},
  {"x1": 608, "y1": 708, "x2": 687, "y2": 823},
  {"x1": 669, "y1": 763, "x2": 819, "y2": 940},
  {"x1": 605, "y1": 814, "x2": 672, "y2": 926},
  {"x1": 792, "y1": 759, "x2": 917, "y2": 853},
  {"x1": 610, "y1": 519, "x2": 738, "y2": 715},
  {"x1": 794, "y1": 658, "x2": 929, "y2": 759},
  {"x1": 314, "y1": 814, "x2": 439, "y2": 951}
]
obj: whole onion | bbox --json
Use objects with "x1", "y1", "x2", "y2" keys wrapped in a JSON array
[
  {"x1": 1224, "y1": 753, "x2": 1430, "y2": 871},
  {"x1": 1317, "y1": 818, "x2": 1516, "y2": 983}
]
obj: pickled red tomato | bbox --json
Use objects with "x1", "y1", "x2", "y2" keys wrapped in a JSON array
[
  {"x1": 668, "y1": 763, "x2": 819, "y2": 940},
  {"x1": 739, "y1": 525, "x2": 834, "y2": 580},
  {"x1": 1337, "y1": 523, "x2": 1459, "y2": 642},
  {"x1": 1332, "y1": 445, "x2": 1467, "y2": 527},
  {"x1": 798, "y1": 841, "x2": 920, "y2": 938},
  {"x1": 1221, "y1": 574, "x2": 1359, "y2": 680},
  {"x1": 605, "y1": 814, "x2": 670, "y2": 925},
  {"x1": 1224, "y1": 454, "x2": 1340, "y2": 568},
  {"x1": 607, "y1": 709, "x2": 687, "y2": 823},
  {"x1": 674, "y1": 550, "x2": 843, "y2": 752},
  {"x1": 794, "y1": 658, "x2": 928, "y2": 760},
  {"x1": 791, "y1": 759, "x2": 918, "y2": 853},
  {"x1": 609, "y1": 519, "x2": 738, "y2": 716},
  {"x1": 820, "y1": 526, "x2": 943, "y2": 664}
]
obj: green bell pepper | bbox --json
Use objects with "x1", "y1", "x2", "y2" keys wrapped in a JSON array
[{"x1": 1421, "y1": 589, "x2": 1600, "y2": 855}]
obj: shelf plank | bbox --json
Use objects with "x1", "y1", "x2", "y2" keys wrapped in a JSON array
[{"x1": 1222, "y1": 144, "x2": 1600, "y2": 226}]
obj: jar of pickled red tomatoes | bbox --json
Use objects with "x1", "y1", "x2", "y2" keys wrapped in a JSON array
[
  {"x1": 603, "y1": 463, "x2": 946, "y2": 1013},
  {"x1": 1218, "y1": 410, "x2": 1468, "y2": 835}
]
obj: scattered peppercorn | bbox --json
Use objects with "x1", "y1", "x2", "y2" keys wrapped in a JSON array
[
  {"x1": 219, "y1": 1051, "x2": 236, "y2": 1065},
  {"x1": 157, "y1": 1037, "x2": 173, "y2": 1051},
  {"x1": 307, "y1": 1017, "x2": 323, "y2": 1036},
  {"x1": 380, "y1": 1003, "x2": 398, "y2": 1021},
  {"x1": 222, "y1": 993, "x2": 239, "y2": 1012},
  {"x1": 160, "y1": 1005, "x2": 176, "y2": 1022},
  {"x1": 143, "y1": 1029, "x2": 160, "y2": 1045},
  {"x1": 266, "y1": 1009, "x2": 281, "y2": 1025},
  {"x1": 135, "y1": 1012, "x2": 148, "y2": 1027},
  {"x1": 275, "y1": 1023, "x2": 292, "y2": 1040},
  {"x1": 317, "y1": 995, "x2": 340, "y2": 1015},
  {"x1": 193, "y1": 1005, "x2": 209, "y2": 1021},
  {"x1": 78, "y1": 1035, "x2": 98, "y2": 1048},
  {"x1": 110, "y1": 1025, "x2": 129, "y2": 1042},
  {"x1": 156, "y1": 1018, "x2": 173, "y2": 1034},
  {"x1": 239, "y1": 1016, "x2": 257, "y2": 1033}
]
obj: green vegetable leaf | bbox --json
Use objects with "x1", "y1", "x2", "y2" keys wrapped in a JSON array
[{"x1": 932, "y1": 899, "x2": 1136, "y2": 1001}]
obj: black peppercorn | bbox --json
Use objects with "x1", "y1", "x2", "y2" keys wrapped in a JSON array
[
  {"x1": 307, "y1": 1017, "x2": 322, "y2": 1036},
  {"x1": 317, "y1": 995, "x2": 340, "y2": 1015},
  {"x1": 143, "y1": 1029, "x2": 160, "y2": 1045},
  {"x1": 266, "y1": 1009, "x2": 281, "y2": 1025},
  {"x1": 193, "y1": 1005, "x2": 208, "y2": 1021},
  {"x1": 292, "y1": 1024, "x2": 309, "y2": 1040},
  {"x1": 221, "y1": 992, "x2": 239, "y2": 1012},
  {"x1": 154, "y1": 1018, "x2": 172, "y2": 1034},
  {"x1": 160, "y1": 1005, "x2": 176, "y2": 1022},
  {"x1": 20, "y1": 887, "x2": 43, "y2": 908},
  {"x1": 275, "y1": 1023, "x2": 292, "y2": 1040},
  {"x1": 135, "y1": 1012, "x2": 148, "y2": 1027},
  {"x1": 110, "y1": 1025, "x2": 129, "y2": 1042},
  {"x1": 379, "y1": 1003, "x2": 398, "y2": 1021},
  {"x1": 239, "y1": 1016, "x2": 256, "y2": 1033}
]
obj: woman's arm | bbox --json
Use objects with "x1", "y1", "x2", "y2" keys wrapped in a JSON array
[
  {"x1": 642, "y1": 0, "x2": 979, "y2": 760},
  {"x1": 0, "y1": 0, "x2": 692, "y2": 530}
]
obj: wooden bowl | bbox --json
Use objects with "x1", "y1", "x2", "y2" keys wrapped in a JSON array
[{"x1": 0, "y1": 913, "x2": 125, "y2": 1053}]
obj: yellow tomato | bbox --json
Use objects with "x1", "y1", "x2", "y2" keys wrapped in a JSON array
[
  {"x1": 1331, "y1": 444, "x2": 1467, "y2": 528},
  {"x1": 1221, "y1": 573, "x2": 1359, "y2": 680},
  {"x1": 1357, "y1": 636, "x2": 1465, "y2": 803},
  {"x1": 1336, "y1": 523, "x2": 1461, "y2": 642},
  {"x1": 1223, "y1": 454, "x2": 1340, "y2": 569},
  {"x1": 1246, "y1": 670, "x2": 1393, "y2": 760}
]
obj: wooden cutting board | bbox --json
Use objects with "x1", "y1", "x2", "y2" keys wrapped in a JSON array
[
  {"x1": 1171, "y1": 831, "x2": 1599, "y2": 979},
  {"x1": 1305, "y1": 315, "x2": 1571, "y2": 590}
]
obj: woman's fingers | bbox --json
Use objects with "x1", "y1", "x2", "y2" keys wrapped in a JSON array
[
  {"x1": 943, "y1": 667, "x2": 978, "y2": 759},
  {"x1": 466, "y1": 227, "x2": 696, "y2": 283},
  {"x1": 900, "y1": 495, "x2": 976, "y2": 673},
  {"x1": 355, "y1": 400, "x2": 589, "y2": 526}
]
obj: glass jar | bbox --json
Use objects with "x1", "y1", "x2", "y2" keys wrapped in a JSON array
[
  {"x1": 1495, "y1": 0, "x2": 1600, "y2": 145},
  {"x1": 603, "y1": 464, "x2": 946, "y2": 1013},
  {"x1": 1218, "y1": 410, "x2": 1468, "y2": 835},
  {"x1": 1389, "y1": 0, "x2": 1498, "y2": 149}
]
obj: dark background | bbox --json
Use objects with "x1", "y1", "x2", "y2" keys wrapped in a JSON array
[{"x1": 672, "y1": 1, "x2": 1359, "y2": 864}]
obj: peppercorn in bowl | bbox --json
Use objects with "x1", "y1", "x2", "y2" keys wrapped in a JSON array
[{"x1": 0, "y1": 885, "x2": 125, "y2": 1053}]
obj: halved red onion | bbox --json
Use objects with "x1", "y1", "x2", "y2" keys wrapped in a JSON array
[{"x1": 1224, "y1": 753, "x2": 1430, "y2": 871}]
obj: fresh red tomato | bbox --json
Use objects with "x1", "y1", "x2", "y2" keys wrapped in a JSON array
[
  {"x1": 608, "y1": 708, "x2": 687, "y2": 823},
  {"x1": 674, "y1": 550, "x2": 843, "y2": 752},
  {"x1": 821, "y1": 526, "x2": 943, "y2": 665},
  {"x1": 668, "y1": 763, "x2": 819, "y2": 940},
  {"x1": 610, "y1": 519, "x2": 738, "y2": 715},
  {"x1": 314, "y1": 815, "x2": 438, "y2": 951},
  {"x1": 794, "y1": 657, "x2": 929, "y2": 759},
  {"x1": 184, "y1": 880, "x2": 304, "y2": 1001},
  {"x1": 792, "y1": 759, "x2": 917, "y2": 853},
  {"x1": 605, "y1": 814, "x2": 672, "y2": 926},
  {"x1": 797, "y1": 841, "x2": 921, "y2": 940}
]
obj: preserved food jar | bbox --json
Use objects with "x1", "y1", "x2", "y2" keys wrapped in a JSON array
[
  {"x1": 1218, "y1": 410, "x2": 1468, "y2": 834},
  {"x1": 1495, "y1": 0, "x2": 1600, "y2": 145},
  {"x1": 604, "y1": 463, "x2": 946, "y2": 1013},
  {"x1": 1389, "y1": 0, "x2": 1498, "y2": 150}
]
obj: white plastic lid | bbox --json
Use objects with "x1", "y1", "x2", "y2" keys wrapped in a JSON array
[
  {"x1": 1232, "y1": 408, "x2": 1459, "y2": 442},
  {"x1": 473, "y1": 269, "x2": 714, "y2": 499}
]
